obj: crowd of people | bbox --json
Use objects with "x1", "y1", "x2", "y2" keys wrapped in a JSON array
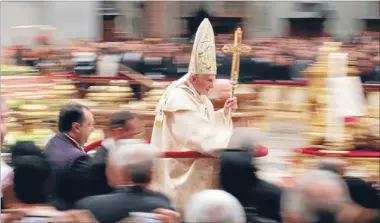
[
  {"x1": 2, "y1": 31, "x2": 379, "y2": 78},
  {"x1": 1, "y1": 18, "x2": 379, "y2": 223},
  {"x1": 1, "y1": 98, "x2": 379, "y2": 223}
]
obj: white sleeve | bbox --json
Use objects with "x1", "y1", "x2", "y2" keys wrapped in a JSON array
[
  {"x1": 169, "y1": 110, "x2": 232, "y2": 156},
  {"x1": 214, "y1": 109, "x2": 233, "y2": 130}
]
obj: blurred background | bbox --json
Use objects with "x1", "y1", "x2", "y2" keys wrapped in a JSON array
[
  {"x1": 1, "y1": 0, "x2": 379, "y2": 186},
  {"x1": 1, "y1": 1, "x2": 379, "y2": 81}
]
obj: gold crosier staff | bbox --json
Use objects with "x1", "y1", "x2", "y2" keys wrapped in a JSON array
[{"x1": 222, "y1": 28, "x2": 251, "y2": 114}]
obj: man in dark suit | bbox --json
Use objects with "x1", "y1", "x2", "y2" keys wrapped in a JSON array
[
  {"x1": 89, "y1": 110, "x2": 146, "y2": 196},
  {"x1": 75, "y1": 143, "x2": 175, "y2": 223},
  {"x1": 220, "y1": 149, "x2": 282, "y2": 223},
  {"x1": 44, "y1": 102, "x2": 95, "y2": 210},
  {"x1": 219, "y1": 130, "x2": 282, "y2": 222}
]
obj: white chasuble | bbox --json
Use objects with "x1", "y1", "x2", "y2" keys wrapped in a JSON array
[{"x1": 150, "y1": 81, "x2": 233, "y2": 212}]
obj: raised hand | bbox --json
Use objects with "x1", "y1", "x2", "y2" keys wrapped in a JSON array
[{"x1": 223, "y1": 97, "x2": 238, "y2": 116}]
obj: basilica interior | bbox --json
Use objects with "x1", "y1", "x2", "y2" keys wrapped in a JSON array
[{"x1": 1, "y1": 1, "x2": 379, "y2": 223}]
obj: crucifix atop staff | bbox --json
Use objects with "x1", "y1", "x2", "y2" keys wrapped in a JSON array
[{"x1": 222, "y1": 28, "x2": 251, "y2": 98}]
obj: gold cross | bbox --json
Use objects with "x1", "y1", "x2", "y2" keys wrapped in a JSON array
[{"x1": 222, "y1": 28, "x2": 251, "y2": 97}]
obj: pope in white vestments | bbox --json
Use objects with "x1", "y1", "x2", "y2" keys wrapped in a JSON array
[{"x1": 150, "y1": 19, "x2": 238, "y2": 212}]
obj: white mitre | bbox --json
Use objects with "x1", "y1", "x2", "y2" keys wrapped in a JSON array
[
  {"x1": 154, "y1": 18, "x2": 217, "y2": 114},
  {"x1": 185, "y1": 190, "x2": 246, "y2": 223},
  {"x1": 188, "y1": 18, "x2": 217, "y2": 75}
]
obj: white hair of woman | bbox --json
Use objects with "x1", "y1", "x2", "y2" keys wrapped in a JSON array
[{"x1": 185, "y1": 190, "x2": 246, "y2": 223}]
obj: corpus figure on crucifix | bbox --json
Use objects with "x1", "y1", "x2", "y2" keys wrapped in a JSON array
[{"x1": 150, "y1": 18, "x2": 239, "y2": 213}]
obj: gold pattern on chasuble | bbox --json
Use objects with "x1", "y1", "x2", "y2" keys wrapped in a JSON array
[
  {"x1": 155, "y1": 93, "x2": 170, "y2": 128},
  {"x1": 154, "y1": 114, "x2": 163, "y2": 128}
]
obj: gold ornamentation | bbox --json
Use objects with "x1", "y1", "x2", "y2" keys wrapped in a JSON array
[
  {"x1": 188, "y1": 19, "x2": 217, "y2": 75},
  {"x1": 222, "y1": 28, "x2": 251, "y2": 97}
]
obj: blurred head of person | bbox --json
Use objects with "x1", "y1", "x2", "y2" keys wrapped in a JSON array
[
  {"x1": 1, "y1": 96, "x2": 9, "y2": 148},
  {"x1": 109, "y1": 111, "x2": 145, "y2": 141},
  {"x1": 283, "y1": 170, "x2": 351, "y2": 223},
  {"x1": 58, "y1": 102, "x2": 95, "y2": 146},
  {"x1": 11, "y1": 141, "x2": 44, "y2": 165},
  {"x1": 101, "y1": 111, "x2": 146, "y2": 151},
  {"x1": 11, "y1": 141, "x2": 50, "y2": 204},
  {"x1": 106, "y1": 143, "x2": 158, "y2": 188},
  {"x1": 185, "y1": 190, "x2": 246, "y2": 223},
  {"x1": 318, "y1": 158, "x2": 348, "y2": 176},
  {"x1": 228, "y1": 128, "x2": 262, "y2": 153},
  {"x1": 221, "y1": 128, "x2": 260, "y2": 200}
]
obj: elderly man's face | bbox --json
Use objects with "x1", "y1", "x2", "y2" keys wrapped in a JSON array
[
  {"x1": 1, "y1": 104, "x2": 8, "y2": 147},
  {"x1": 190, "y1": 74, "x2": 216, "y2": 95}
]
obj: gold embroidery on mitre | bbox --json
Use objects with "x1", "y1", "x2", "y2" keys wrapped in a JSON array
[{"x1": 188, "y1": 19, "x2": 217, "y2": 75}]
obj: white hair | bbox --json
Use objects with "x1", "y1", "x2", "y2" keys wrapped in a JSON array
[
  {"x1": 108, "y1": 142, "x2": 159, "y2": 182},
  {"x1": 281, "y1": 170, "x2": 352, "y2": 222},
  {"x1": 295, "y1": 170, "x2": 343, "y2": 189},
  {"x1": 228, "y1": 128, "x2": 262, "y2": 150},
  {"x1": 295, "y1": 170, "x2": 351, "y2": 212},
  {"x1": 318, "y1": 158, "x2": 347, "y2": 174},
  {"x1": 185, "y1": 190, "x2": 246, "y2": 223}
]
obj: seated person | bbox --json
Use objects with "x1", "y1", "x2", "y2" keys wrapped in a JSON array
[
  {"x1": 185, "y1": 190, "x2": 246, "y2": 223},
  {"x1": 89, "y1": 110, "x2": 146, "y2": 196},
  {"x1": 219, "y1": 129, "x2": 282, "y2": 222},
  {"x1": 318, "y1": 158, "x2": 380, "y2": 209},
  {"x1": 75, "y1": 143, "x2": 175, "y2": 223},
  {"x1": 281, "y1": 170, "x2": 379, "y2": 223},
  {"x1": 11, "y1": 141, "x2": 51, "y2": 208}
]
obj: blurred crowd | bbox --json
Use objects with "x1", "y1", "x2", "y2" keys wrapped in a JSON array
[
  {"x1": 1, "y1": 23, "x2": 379, "y2": 222},
  {"x1": 1, "y1": 96, "x2": 379, "y2": 223},
  {"x1": 2, "y1": 31, "x2": 379, "y2": 78}
]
